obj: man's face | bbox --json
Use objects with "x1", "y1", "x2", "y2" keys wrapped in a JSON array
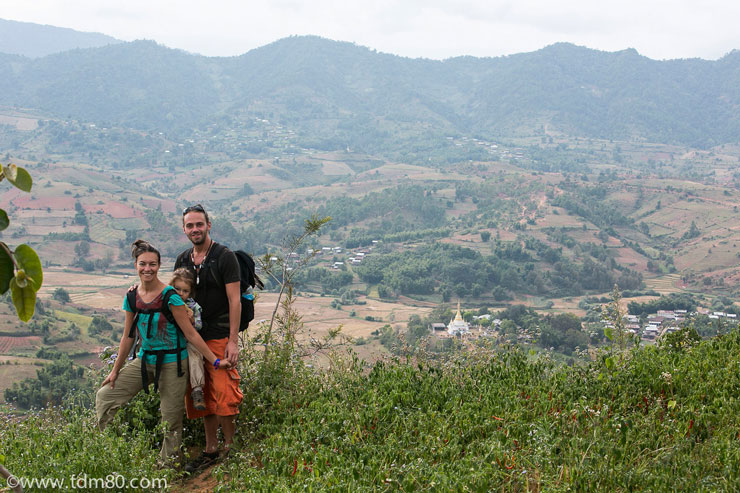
[{"x1": 183, "y1": 211, "x2": 211, "y2": 246}]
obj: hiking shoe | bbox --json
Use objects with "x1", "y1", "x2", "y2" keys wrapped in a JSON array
[
  {"x1": 184, "y1": 451, "x2": 219, "y2": 474},
  {"x1": 191, "y1": 387, "x2": 206, "y2": 411}
]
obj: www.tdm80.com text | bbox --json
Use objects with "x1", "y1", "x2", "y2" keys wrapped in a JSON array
[{"x1": 5, "y1": 472, "x2": 167, "y2": 490}]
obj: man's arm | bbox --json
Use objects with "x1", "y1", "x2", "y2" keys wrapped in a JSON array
[{"x1": 224, "y1": 280, "x2": 241, "y2": 366}]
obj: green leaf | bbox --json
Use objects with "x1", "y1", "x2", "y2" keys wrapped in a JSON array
[
  {"x1": 10, "y1": 276, "x2": 36, "y2": 322},
  {"x1": 14, "y1": 244, "x2": 42, "y2": 291},
  {"x1": 668, "y1": 400, "x2": 677, "y2": 409},
  {"x1": 604, "y1": 327, "x2": 614, "y2": 341},
  {"x1": 0, "y1": 208, "x2": 8, "y2": 231},
  {"x1": 0, "y1": 244, "x2": 13, "y2": 294},
  {"x1": 3, "y1": 163, "x2": 32, "y2": 192},
  {"x1": 605, "y1": 356, "x2": 615, "y2": 370}
]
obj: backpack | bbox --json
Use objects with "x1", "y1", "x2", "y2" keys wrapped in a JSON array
[
  {"x1": 234, "y1": 250, "x2": 264, "y2": 331},
  {"x1": 193, "y1": 244, "x2": 263, "y2": 332},
  {"x1": 125, "y1": 287, "x2": 185, "y2": 393}
]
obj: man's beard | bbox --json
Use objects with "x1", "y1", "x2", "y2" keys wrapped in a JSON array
[{"x1": 189, "y1": 233, "x2": 206, "y2": 246}]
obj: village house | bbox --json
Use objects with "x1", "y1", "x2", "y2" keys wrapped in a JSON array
[{"x1": 429, "y1": 323, "x2": 447, "y2": 333}]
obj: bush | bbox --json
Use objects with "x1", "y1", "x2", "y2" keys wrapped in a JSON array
[
  {"x1": 53, "y1": 287, "x2": 71, "y2": 303},
  {"x1": 215, "y1": 328, "x2": 740, "y2": 490}
]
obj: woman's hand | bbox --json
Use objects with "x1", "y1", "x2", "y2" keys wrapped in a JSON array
[
  {"x1": 102, "y1": 369, "x2": 119, "y2": 389},
  {"x1": 216, "y1": 359, "x2": 232, "y2": 370}
]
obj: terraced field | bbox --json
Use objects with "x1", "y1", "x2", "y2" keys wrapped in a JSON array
[
  {"x1": 0, "y1": 336, "x2": 40, "y2": 353},
  {"x1": 644, "y1": 273, "x2": 684, "y2": 294}
]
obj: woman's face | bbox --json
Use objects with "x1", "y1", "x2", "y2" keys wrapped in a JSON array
[
  {"x1": 172, "y1": 279, "x2": 191, "y2": 300},
  {"x1": 135, "y1": 252, "x2": 160, "y2": 282}
]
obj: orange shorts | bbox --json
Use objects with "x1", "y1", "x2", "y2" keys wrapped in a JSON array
[{"x1": 185, "y1": 338, "x2": 242, "y2": 418}]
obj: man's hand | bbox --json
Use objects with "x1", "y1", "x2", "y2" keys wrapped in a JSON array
[{"x1": 224, "y1": 339, "x2": 239, "y2": 366}]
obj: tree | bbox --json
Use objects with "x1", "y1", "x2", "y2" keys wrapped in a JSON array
[
  {"x1": 480, "y1": 231, "x2": 491, "y2": 242},
  {"x1": 257, "y1": 214, "x2": 339, "y2": 357},
  {"x1": 53, "y1": 288, "x2": 71, "y2": 303},
  {"x1": 603, "y1": 284, "x2": 630, "y2": 362},
  {"x1": 683, "y1": 220, "x2": 701, "y2": 240},
  {"x1": 500, "y1": 319, "x2": 517, "y2": 335},
  {"x1": 89, "y1": 315, "x2": 113, "y2": 336},
  {"x1": 550, "y1": 313, "x2": 582, "y2": 333},
  {"x1": 0, "y1": 162, "x2": 43, "y2": 321},
  {"x1": 406, "y1": 314, "x2": 429, "y2": 345},
  {"x1": 74, "y1": 241, "x2": 90, "y2": 256}
]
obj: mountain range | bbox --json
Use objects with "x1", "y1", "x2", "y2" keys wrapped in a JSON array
[
  {"x1": 1, "y1": 19, "x2": 739, "y2": 151},
  {"x1": 0, "y1": 18, "x2": 121, "y2": 58}
]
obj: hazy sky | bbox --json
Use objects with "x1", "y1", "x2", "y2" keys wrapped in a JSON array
[{"x1": 2, "y1": 0, "x2": 738, "y2": 60}]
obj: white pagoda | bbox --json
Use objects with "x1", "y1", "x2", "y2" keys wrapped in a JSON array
[{"x1": 447, "y1": 302, "x2": 470, "y2": 336}]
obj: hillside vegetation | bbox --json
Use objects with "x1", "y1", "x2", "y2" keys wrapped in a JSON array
[
  {"x1": 1, "y1": 37, "x2": 740, "y2": 148},
  {"x1": 3, "y1": 325, "x2": 740, "y2": 490},
  {"x1": 0, "y1": 18, "x2": 121, "y2": 58}
]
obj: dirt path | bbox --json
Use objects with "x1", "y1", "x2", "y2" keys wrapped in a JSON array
[{"x1": 171, "y1": 465, "x2": 220, "y2": 493}]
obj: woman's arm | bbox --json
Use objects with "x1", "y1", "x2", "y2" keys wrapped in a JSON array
[
  {"x1": 101, "y1": 311, "x2": 136, "y2": 389},
  {"x1": 171, "y1": 304, "x2": 231, "y2": 369}
]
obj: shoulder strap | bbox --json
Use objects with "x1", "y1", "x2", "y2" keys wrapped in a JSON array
[
  {"x1": 160, "y1": 288, "x2": 178, "y2": 326},
  {"x1": 175, "y1": 248, "x2": 193, "y2": 269},
  {"x1": 126, "y1": 288, "x2": 139, "y2": 338},
  {"x1": 203, "y1": 242, "x2": 227, "y2": 286},
  {"x1": 208, "y1": 243, "x2": 227, "y2": 263},
  {"x1": 128, "y1": 287, "x2": 182, "y2": 338}
]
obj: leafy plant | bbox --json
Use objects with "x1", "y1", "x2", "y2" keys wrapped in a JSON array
[
  {"x1": 0, "y1": 162, "x2": 43, "y2": 321},
  {"x1": 254, "y1": 213, "x2": 341, "y2": 357}
]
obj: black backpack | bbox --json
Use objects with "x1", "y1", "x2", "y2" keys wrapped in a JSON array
[
  {"x1": 234, "y1": 250, "x2": 264, "y2": 331},
  {"x1": 126, "y1": 288, "x2": 185, "y2": 393},
  {"x1": 194, "y1": 245, "x2": 263, "y2": 332}
]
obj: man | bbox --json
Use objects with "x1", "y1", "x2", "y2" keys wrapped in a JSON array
[{"x1": 176, "y1": 204, "x2": 243, "y2": 472}]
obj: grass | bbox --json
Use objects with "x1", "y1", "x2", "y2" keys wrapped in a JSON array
[
  {"x1": 54, "y1": 310, "x2": 93, "y2": 336},
  {"x1": 0, "y1": 406, "x2": 172, "y2": 491},
  {"x1": 206, "y1": 329, "x2": 740, "y2": 491}
]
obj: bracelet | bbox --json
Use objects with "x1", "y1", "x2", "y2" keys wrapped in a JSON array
[{"x1": 213, "y1": 358, "x2": 221, "y2": 369}]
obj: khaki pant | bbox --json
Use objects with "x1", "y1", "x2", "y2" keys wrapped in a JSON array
[
  {"x1": 187, "y1": 342, "x2": 205, "y2": 389},
  {"x1": 95, "y1": 358, "x2": 189, "y2": 461}
]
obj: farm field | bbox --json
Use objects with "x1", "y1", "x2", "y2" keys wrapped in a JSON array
[
  {"x1": 254, "y1": 293, "x2": 433, "y2": 340},
  {"x1": 3, "y1": 106, "x2": 740, "y2": 411},
  {"x1": 644, "y1": 274, "x2": 685, "y2": 295},
  {"x1": 0, "y1": 356, "x2": 43, "y2": 403}
]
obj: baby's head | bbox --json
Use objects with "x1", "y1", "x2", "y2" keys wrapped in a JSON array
[{"x1": 170, "y1": 268, "x2": 196, "y2": 300}]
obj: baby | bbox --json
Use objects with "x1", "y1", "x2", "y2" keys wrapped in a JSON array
[{"x1": 170, "y1": 268, "x2": 207, "y2": 411}]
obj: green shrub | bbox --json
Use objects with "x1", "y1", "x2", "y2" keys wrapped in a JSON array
[{"x1": 212, "y1": 328, "x2": 740, "y2": 491}]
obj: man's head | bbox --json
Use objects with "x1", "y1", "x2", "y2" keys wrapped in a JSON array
[{"x1": 182, "y1": 204, "x2": 211, "y2": 246}]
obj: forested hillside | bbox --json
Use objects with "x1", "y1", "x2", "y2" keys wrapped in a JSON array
[
  {"x1": 1, "y1": 36, "x2": 739, "y2": 149},
  {"x1": 0, "y1": 18, "x2": 121, "y2": 58}
]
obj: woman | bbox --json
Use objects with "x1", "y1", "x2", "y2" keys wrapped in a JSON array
[{"x1": 95, "y1": 240, "x2": 230, "y2": 463}]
